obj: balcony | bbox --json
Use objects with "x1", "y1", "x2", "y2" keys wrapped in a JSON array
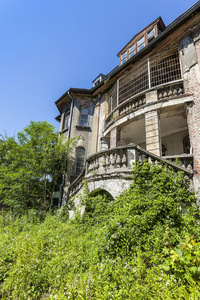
[{"x1": 105, "y1": 50, "x2": 184, "y2": 130}]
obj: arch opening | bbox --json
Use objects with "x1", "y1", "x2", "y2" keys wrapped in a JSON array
[{"x1": 89, "y1": 188, "x2": 114, "y2": 200}]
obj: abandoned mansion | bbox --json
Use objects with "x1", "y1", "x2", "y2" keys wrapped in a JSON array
[{"x1": 55, "y1": 1, "x2": 200, "y2": 207}]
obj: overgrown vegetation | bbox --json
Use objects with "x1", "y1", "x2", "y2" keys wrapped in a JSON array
[
  {"x1": 0, "y1": 162, "x2": 200, "y2": 299},
  {"x1": 0, "y1": 121, "x2": 77, "y2": 213}
]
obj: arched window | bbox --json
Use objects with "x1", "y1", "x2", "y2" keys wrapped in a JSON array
[
  {"x1": 183, "y1": 135, "x2": 190, "y2": 154},
  {"x1": 80, "y1": 107, "x2": 89, "y2": 126},
  {"x1": 76, "y1": 147, "x2": 85, "y2": 175},
  {"x1": 63, "y1": 109, "x2": 70, "y2": 130}
]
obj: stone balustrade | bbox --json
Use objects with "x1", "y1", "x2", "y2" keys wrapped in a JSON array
[
  {"x1": 164, "y1": 154, "x2": 193, "y2": 170},
  {"x1": 119, "y1": 95, "x2": 146, "y2": 117},
  {"x1": 67, "y1": 144, "x2": 193, "y2": 199},
  {"x1": 157, "y1": 82, "x2": 184, "y2": 100},
  {"x1": 86, "y1": 147, "x2": 129, "y2": 175}
]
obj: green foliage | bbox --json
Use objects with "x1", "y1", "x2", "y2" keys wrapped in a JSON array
[
  {"x1": 103, "y1": 162, "x2": 198, "y2": 259},
  {"x1": 0, "y1": 162, "x2": 200, "y2": 299},
  {"x1": 0, "y1": 121, "x2": 77, "y2": 213}
]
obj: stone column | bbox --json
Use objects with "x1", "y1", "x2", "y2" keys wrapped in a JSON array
[
  {"x1": 145, "y1": 110, "x2": 161, "y2": 156},
  {"x1": 110, "y1": 126, "x2": 120, "y2": 148}
]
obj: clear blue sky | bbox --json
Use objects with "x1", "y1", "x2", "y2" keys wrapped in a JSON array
[{"x1": 0, "y1": 0, "x2": 198, "y2": 136}]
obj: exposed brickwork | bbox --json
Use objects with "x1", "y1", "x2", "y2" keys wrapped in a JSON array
[{"x1": 184, "y1": 39, "x2": 200, "y2": 176}]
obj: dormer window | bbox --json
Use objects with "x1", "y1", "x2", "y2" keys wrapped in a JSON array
[
  {"x1": 147, "y1": 28, "x2": 155, "y2": 43},
  {"x1": 138, "y1": 36, "x2": 145, "y2": 51},
  {"x1": 117, "y1": 17, "x2": 165, "y2": 66},
  {"x1": 94, "y1": 79, "x2": 100, "y2": 86},
  {"x1": 121, "y1": 51, "x2": 127, "y2": 65},
  {"x1": 129, "y1": 44, "x2": 135, "y2": 58},
  {"x1": 92, "y1": 73, "x2": 106, "y2": 87}
]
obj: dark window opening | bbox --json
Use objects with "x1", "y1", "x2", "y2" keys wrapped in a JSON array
[
  {"x1": 162, "y1": 143, "x2": 167, "y2": 156},
  {"x1": 183, "y1": 135, "x2": 190, "y2": 154}
]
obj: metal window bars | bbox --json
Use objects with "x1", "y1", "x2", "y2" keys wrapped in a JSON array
[{"x1": 107, "y1": 50, "x2": 181, "y2": 115}]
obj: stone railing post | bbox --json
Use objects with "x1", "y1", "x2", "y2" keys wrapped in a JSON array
[{"x1": 127, "y1": 144, "x2": 137, "y2": 168}]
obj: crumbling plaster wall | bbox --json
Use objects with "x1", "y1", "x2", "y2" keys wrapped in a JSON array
[
  {"x1": 180, "y1": 30, "x2": 200, "y2": 195},
  {"x1": 70, "y1": 97, "x2": 94, "y2": 157}
]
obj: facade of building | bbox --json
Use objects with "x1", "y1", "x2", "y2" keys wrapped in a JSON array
[{"x1": 55, "y1": 2, "x2": 200, "y2": 205}]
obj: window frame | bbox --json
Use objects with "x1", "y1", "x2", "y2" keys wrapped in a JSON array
[
  {"x1": 80, "y1": 107, "x2": 89, "y2": 127},
  {"x1": 129, "y1": 44, "x2": 136, "y2": 58},
  {"x1": 63, "y1": 109, "x2": 70, "y2": 130},
  {"x1": 147, "y1": 28, "x2": 155, "y2": 43},
  {"x1": 138, "y1": 36, "x2": 145, "y2": 51},
  {"x1": 121, "y1": 51, "x2": 127, "y2": 65},
  {"x1": 75, "y1": 147, "x2": 85, "y2": 175}
]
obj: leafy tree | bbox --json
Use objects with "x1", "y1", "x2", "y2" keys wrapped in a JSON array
[{"x1": 0, "y1": 121, "x2": 76, "y2": 212}]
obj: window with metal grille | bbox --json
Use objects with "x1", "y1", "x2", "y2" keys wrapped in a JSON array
[{"x1": 80, "y1": 107, "x2": 89, "y2": 126}]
